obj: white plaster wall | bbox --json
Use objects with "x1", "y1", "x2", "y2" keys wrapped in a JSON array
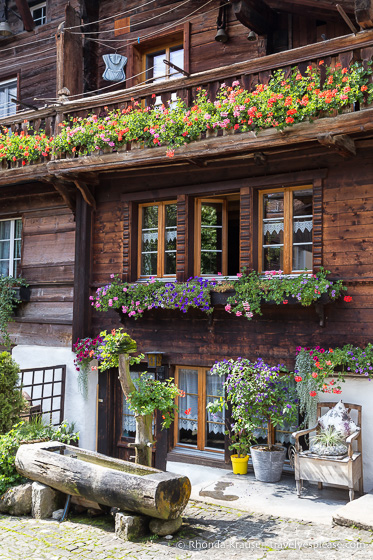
[
  {"x1": 12, "y1": 345, "x2": 98, "y2": 451},
  {"x1": 319, "y1": 376, "x2": 373, "y2": 492}
]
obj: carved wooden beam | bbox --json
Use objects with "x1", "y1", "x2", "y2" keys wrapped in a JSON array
[
  {"x1": 355, "y1": 0, "x2": 373, "y2": 29},
  {"x1": 14, "y1": 0, "x2": 35, "y2": 31},
  {"x1": 74, "y1": 180, "x2": 96, "y2": 210},
  {"x1": 317, "y1": 133, "x2": 356, "y2": 157},
  {"x1": 229, "y1": 0, "x2": 276, "y2": 34},
  {"x1": 42, "y1": 176, "x2": 76, "y2": 213}
]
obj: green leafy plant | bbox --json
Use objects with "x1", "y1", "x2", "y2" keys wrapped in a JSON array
[
  {"x1": 97, "y1": 328, "x2": 143, "y2": 371},
  {"x1": 0, "y1": 276, "x2": 28, "y2": 349},
  {"x1": 126, "y1": 373, "x2": 185, "y2": 429},
  {"x1": 0, "y1": 419, "x2": 79, "y2": 495},
  {"x1": 0, "y1": 352, "x2": 24, "y2": 434},
  {"x1": 225, "y1": 268, "x2": 346, "y2": 319}
]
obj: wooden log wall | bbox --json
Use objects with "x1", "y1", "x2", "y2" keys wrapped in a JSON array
[
  {"x1": 1, "y1": 184, "x2": 75, "y2": 346},
  {"x1": 90, "y1": 144, "x2": 373, "y2": 371},
  {"x1": 0, "y1": 1, "x2": 81, "y2": 108},
  {"x1": 94, "y1": 0, "x2": 353, "y2": 93}
]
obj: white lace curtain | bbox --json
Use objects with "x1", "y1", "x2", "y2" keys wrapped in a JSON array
[
  {"x1": 263, "y1": 220, "x2": 313, "y2": 236},
  {"x1": 142, "y1": 230, "x2": 177, "y2": 243}
]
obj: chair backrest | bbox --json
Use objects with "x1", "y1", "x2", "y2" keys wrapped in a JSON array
[{"x1": 317, "y1": 401, "x2": 362, "y2": 453}]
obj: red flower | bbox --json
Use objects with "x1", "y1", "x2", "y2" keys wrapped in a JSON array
[
  {"x1": 309, "y1": 391, "x2": 317, "y2": 397},
  {"x1": 295, "y1": 376, "x2": 302, "y2": 382},
  {"x1": 319, "y1": 60, "x2": 324, "y2": 65},
  {"x1": 333, "y1": 389, "x2": 342, "y2": 394},
  {"x1": 344, "y1": 295, "x2": 352, "y2": 302},
  {"x1": 311, "y1": 372, "x2": 318, "y2": 378},
  {"x1": 185, "y1": 408, "x2": 191, "y2": 415},
  {"x1": 283, "y1": 300, "x2": 288, "y2": 304}
]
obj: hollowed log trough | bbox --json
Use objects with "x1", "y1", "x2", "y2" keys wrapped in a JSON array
[{"x1": 15, "y1": 441, "x2": 191, "y2": 520}]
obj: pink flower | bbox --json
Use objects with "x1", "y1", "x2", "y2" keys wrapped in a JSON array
[
  {"x1": 110, "y1": 274, "x2": 115, "y2": 278},
  {"x1": 123, "y1": 287, "x2": 127, "y2": 292},
  {"x1": 225, "y1": 304, "x2": 231, "y2": 312},
  {"x1": 108, "y1": 299, "x2": 113, "y2": 307},
  {"x1": 236, "y1": 311, "x2": 242, "y2": 316},
  {"x1": 237, "y1": 273, "x2": 242, "y2": 278},
  {"x1": 113, "y1": 297, "x2": 118, "y2": 301},
  {"x1": 218, "y1": 272, "x2": 222, "y2": 276}
]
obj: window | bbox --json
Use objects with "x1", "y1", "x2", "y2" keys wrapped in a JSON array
[
  {"x1": 259, "y1": 186, "x2": 313, "y2": 274},
  {"x1": 138, "y1": 201, "x2": 177, "y2": 278},
  {"x1": 0, "y1": 79, "x2": 17, "y2": 119},
  {"x1": 145, "y1": 44, "x2": 184, "y2": 84},
  {"x1": 31, "y1": 2, "x2": 46, "y2": 26},
  {"x1": 174, "y1": 366, "x2": 225, "y2": 452},
  {"x1": 195, "y1": 195, "x2": 240, "y2": 277},
  {"x1": 0, "y1": 218, "x2": 22, "y2": 277}
]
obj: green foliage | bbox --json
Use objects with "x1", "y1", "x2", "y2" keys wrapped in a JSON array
[
  {"x1": 294, "y1": 350, "x2": 318, "y2": 428},
  {"x1": 225, "y1": 268, "x2": 346, "y2": 319},
  {"x1": 97, "y1": 328, "x2": 143, "y2": 371},
  {"x1": 126, "y1": 373, "x2": 183, "y2": 429},
  {"x1": 0, "y1": 276, "x2": 28, "y2": 349},
  {"x1": 227, "y1": 423, "x2": 256, "y2": 458},
  {"x1": 0, "y1": 419, "x2": 79, "y2": 495},
  {"x1": 209, "y1": 358, "x2": 298, "y2": 451},
  {"x1": 0, "y1": 352, "x2": 24, "y2": 434}
]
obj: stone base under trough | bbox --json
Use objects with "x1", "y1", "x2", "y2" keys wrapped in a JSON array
[
  {"x1": 149, "y1": 516, "x2": 183, "y2": 536},
  {"x1": 115, "y1": 512, "x2": 150, "y2": 541},
  {"x1": 32, "y1": 482, "x2": 64, "y2": 520}
]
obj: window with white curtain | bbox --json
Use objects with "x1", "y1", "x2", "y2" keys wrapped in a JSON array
[
  {"x1": 174, "y1": 366, "x2": 225, "y2": 452},
  {"x1": 0, "y1": 218, "x2": 22, "y2": 277},
  {"x1": 0, "y1": 79, "x2": 17, "y2": 119}
]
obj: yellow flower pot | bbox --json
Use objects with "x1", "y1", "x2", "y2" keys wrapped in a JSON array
[{"x1": 231, "y1": 454, "x2": 249, "y2": 475}]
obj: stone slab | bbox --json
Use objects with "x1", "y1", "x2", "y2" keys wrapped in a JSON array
[
  {"x1": 0, "y1": 483, "x2": 32, "y2": 516},
  {"x1": 333, "y1": 493, "x2": 373, "y2": 531},
  {"x1": 32, "y1": 482, "x2": 64, "y2": 519},
  {"x1": 115, "y1": 511, "x2": 149, "y2": 541}
]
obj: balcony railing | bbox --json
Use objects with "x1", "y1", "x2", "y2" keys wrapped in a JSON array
[{"x1": 1, "y1": 29, "x2": 373, "y2": 166}]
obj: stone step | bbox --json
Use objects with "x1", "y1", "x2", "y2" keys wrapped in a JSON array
[{"x1": 333, "y1": 494, "x2": 373, "y2": 531}]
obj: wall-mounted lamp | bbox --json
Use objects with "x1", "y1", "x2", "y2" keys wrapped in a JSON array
[
  {"x1": 247, "y1": 30, "x2": 257, "y2": 41},
  {"x1": 146, "y1": 351, "x2": 165, "y2": 380},
  {"x1": 146, "y1": 351, "x2": 163, "y2": 369}
]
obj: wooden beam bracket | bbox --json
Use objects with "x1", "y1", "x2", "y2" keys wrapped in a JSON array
[
  {"x1": 317, "y1": 133, "x2": 356, "y2": 158},
  {"x1": 42, "y1": 176, "x2": 76, "y2": 214},
  {"x1": 73, "y1": 180, "x2": 96, "y2": 210},
  {"x1": 14, "y1": 0, "x2": 35, "y2": 31},
  {"x1": 229, "y1": 0, "x2": 276, "y2": 34}
]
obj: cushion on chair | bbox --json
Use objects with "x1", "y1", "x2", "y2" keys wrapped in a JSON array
[{"x1": 318, "y1": 400, "x2": 358, "y2": 438}]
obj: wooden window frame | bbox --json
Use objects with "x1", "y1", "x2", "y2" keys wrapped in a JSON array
[
  {"x1": 173, "y1": 366, "x2": 224, "y2": 454},
  {"x1": 138, "y1": 200, "x2": 177, "y2": 279},
  {"x1": 258, "y1": 184, "x2": 313, "y2": 275},
  {"x1": 0, "y1": 217, "x2": 22, "y2": 277},
  {"x1": 143, "y1": 41, "x2": 184, "y2": 84},
  {"x1": 127, "y1": 23, "x2": 190, "y2": 88},
  {"x1": 194, "y1": 197, "x2": 228, "y2": 277}
]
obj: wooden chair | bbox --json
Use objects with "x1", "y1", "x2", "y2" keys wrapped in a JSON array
[{"x1": 292, "y1": 402, "x2": 363, "y2": 501}]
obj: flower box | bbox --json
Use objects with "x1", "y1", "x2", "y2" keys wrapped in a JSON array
[{"x1": 12, "y1": 286, "x2": 31, "y2": 303}]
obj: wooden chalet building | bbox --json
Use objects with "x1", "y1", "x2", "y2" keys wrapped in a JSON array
[{"x1": 1, "y1": 0, "x2": 373, "y2": 485}]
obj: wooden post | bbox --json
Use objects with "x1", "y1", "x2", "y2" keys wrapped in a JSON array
[
  {"x1": 56, "y1": 4, "x2": 83, "y2": 98},
  {"x1": 72, "y1": 191, "x2": 93, "y2": 344},
  {"x1": 118, "y1": 354, "x2": 154, "y2": 467}
]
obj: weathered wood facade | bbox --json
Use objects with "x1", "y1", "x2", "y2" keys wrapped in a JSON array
[{"x1": 1, "y1": 0, "x2": 373, "y2": 472}]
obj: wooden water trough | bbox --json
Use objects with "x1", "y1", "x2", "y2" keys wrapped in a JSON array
[{"x1": 15, "y1": 441, "x2": 191, "y2": 520}]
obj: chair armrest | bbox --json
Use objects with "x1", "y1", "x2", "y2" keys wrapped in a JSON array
[
  {"x1": 292, "y1": 425, "x2": 318, "y2": 439},
  {"x1": 292, "y1": 425, "x2": 318, "y2": 452},
  {"x1": 346, "y1": 428, "x2": 361, "y2": 458},
  {"x1": 345, "y1": 429, "x2": 360, "y2": 444}
]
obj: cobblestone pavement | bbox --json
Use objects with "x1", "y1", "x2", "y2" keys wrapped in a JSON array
[{"x1": 0, "y1": 501, "x2": 373, "y2": 560}]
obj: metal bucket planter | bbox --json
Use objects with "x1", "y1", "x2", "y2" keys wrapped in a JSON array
[{"x1": 250, "y1": 445, "x2": 286, "y2": 482}]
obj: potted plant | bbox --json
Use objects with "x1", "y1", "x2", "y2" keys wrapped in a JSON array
[
  {"x1": 228, "y1": 422, "x2": 256, "y2": 475},
  {"x1": 309, "y1": 427, "x2": 348, "y2": 457},
  {"x1": 210, "y1": 357, "x2": 298, "y2": 482}
]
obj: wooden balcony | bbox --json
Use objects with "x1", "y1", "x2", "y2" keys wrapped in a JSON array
[{"x1": 1, "y1": 28, "x2": 373, "y2": 186}]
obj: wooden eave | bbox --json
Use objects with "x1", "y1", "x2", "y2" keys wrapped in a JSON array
[{"x1": 0, "y1": 108, "x2": 372, "y2": 187}]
